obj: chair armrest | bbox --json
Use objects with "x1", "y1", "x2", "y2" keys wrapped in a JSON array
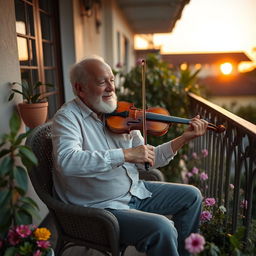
[{"x1": 138, "y1": 169, "x2": 165, "y2": 181}]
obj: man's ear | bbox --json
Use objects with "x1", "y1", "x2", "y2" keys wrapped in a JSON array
[{"x1": 74, "y1": 83, "x2": 84, "y2": 96}]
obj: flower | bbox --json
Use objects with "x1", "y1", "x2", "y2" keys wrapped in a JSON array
[
  {"x1": 229, "y1": 184, "x2": 234, "y2": 189},
  {"x1": 36, "y1": 240, "x2": 51, "y2": 249},
  {"x1": 2, "y1": 225, "x2": 52, "y2": 256},
  {"x1": 16, "y1": 224, "x2": 32, "y2": 238},
  {"x1": 219, "y1": 205, "x2": 226, "y2": 213},
  {"x1": 192, "y1": 167, "x2": 199, "y2": 174},
  {"x1": 200, "y1": 210, "x2": 213, "y2": 222},
  {"x1": 240, "y1": 199, "x2": 248, "y2": 209},
  {"x1": 7, "y1": 229, "x2": 21, "y2": 246},
  {"x1": 34, "y1": 228, "x2": 51, "y2": 241},
  {"x1": 192, "y1": 152, "x2": 198, "y2": 159},
  {"x1": 200, "y1": 172, "x2": 208, "y2": 181},
  {"x1": 204, "y1": 197, "x2": 216, "y2": 206},
  {"x1": 201, "y1": 149, "x2": 208, "y2": 157},
  {"x1": 185, "y1": 233, "x2": 205, "y2": 254}
]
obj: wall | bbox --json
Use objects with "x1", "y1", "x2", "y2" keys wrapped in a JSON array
[
  {"x1": 72, "y1": 0, "x2": 135, "y2": 71},
  {"x1": 0, "y1": 0, "x2": 21, "y2": 133},
  {"x1": 0, "y1": 0, "x2": 49, "y2": 225},
  {"x1": 59, "y1": 0, "x2": 76, "y2": 102}
]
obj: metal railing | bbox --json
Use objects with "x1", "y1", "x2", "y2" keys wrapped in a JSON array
[{"x1": 188, "y1": 92, "x2": 256, "y2": 240}]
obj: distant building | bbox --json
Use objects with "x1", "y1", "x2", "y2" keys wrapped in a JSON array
[{"x1": 135, "y1": 50, "x2": 256, "y2": 109}]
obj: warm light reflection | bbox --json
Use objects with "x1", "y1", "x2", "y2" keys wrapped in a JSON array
[
  {"x1": 134, "y1": 35, "x2": 149, "y2": 49},
  {"x1": 238, "y1": 61, "x2": 256, "y2": 73},
  {"x1": 16, "y1": 21, "x2": 28, "y2": 61},
  {"x1": 220, "y1": 62, "x2": 233, "y2": 75}
]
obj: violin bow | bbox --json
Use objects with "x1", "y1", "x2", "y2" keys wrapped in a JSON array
[{"x1": 141, "y1": 60, "x2": 150, "y2": 171}]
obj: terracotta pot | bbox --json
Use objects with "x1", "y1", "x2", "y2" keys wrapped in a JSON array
[{"x1": 18, "y1": 102, "x2": 48, "y2": 129}]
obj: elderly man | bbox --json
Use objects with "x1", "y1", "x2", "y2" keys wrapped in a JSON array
[{"x1": 52, "y1": 56, "x2": 208, "y2": 255}]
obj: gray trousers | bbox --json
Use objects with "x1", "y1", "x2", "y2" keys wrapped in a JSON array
[{"x1": 108, "y1": 181, "x2": 202, "y2": 256}]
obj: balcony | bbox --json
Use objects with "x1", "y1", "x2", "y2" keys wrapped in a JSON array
[{"x1": 188, "y1": 92, "x2": 256, "y2": 241}]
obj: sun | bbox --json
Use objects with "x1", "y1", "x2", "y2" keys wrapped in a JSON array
[{"x1": 220, "y1": 62, "x2": 233, "y2": 75}]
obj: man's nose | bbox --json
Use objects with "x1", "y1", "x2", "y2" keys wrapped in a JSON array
[{"x1": 105, "y1": 80, "x2": 115, "y2": 91}]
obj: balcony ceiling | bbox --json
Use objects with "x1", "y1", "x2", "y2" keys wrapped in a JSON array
[{"x1": 116, "y1": 0, "x2": 190, "y2": 34}]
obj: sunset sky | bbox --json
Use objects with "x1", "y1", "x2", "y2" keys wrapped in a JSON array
[{"x1": 136, "y1": 0, "x2": 256, "y2": 61}]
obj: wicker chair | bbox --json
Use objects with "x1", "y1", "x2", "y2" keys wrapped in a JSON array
[{"x1": 26, "y1": 121, "x2": 164, "y2": 256}]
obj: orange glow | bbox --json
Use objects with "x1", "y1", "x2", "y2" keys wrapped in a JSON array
[{"x1": 220, "y1": 62, "x2": 233, "y2": 75}]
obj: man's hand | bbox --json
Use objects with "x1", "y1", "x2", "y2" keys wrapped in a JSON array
[
  {"x1": 123, "y1": 145, "x2": 155, "y2": 166},
  {"x1": 182, "y1": 115, "x2": 208, "y2": 143}
]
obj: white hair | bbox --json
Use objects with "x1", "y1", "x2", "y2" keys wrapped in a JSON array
[{"x1": 69, "y1": 55, "x2": 106, "y2": 95}]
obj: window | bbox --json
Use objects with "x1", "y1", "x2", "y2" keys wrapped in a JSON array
[{"x1": 15, "y1": 0, "x2": 64, "y2": 118}]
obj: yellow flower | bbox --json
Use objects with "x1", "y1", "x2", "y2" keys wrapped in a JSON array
[{"x1": 34, "y1": 227, "x2": 51, "y2": 241}]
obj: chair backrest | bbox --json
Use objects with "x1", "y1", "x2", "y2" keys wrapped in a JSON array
[{"x1": 26, "y1": 122, "x2": 54, "y2": 202}]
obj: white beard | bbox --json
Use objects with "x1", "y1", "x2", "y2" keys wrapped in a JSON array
[{"x1": 91, "y1": 94, "x2": 117, "y2": 113}]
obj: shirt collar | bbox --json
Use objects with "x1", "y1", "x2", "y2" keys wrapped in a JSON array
[{"x1": 74, "y1": 97, "x2": 99, "y2": 120}]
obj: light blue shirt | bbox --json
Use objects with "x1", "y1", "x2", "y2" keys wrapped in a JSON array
[{"x1": 52, "y1": 97, "x2": 176, "y2": 209}]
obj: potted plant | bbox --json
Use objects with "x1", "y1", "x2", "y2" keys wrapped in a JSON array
[
  {"x1": 0, "y1": 111, "x2": 54, "y2": 255},
  {"x1": 9, "y1": 80, "x2": 53, "y2": 129}
]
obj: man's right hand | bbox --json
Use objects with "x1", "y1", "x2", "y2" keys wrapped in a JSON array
[{"x1": 123, "y1": 145, "x2": 155, "y2": 166}]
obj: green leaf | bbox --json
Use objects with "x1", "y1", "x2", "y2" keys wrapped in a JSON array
[
  {"x1": 18, "y1": 145, "x2": 38, "y2": 167},
  {"x1": 20, "y1": 196, "x2": 39, "y2": 210},
  {"x1": 0, "y1": 149, "x2": 11, "y2": 158},
  {"x1": 3, "y1": 247, "x2": 17, "y2": 256},
  {"x1": 0, "y1": 207, "x2": 12, "y2": 230},
  {"x1": 14, "y1": 209, "x2": 32, "y2": 225},
  {"x1": 13, "y1": 132, "x2": 28, "y2": 146},
  {"x1": 19, "y1": 203, "x2": 40, "y2": 220},
  {"x1": 8, "y1": 92, "x2": 15, "y2": 101},
  {"x1": 0, "y1": 156, "x2": 13, "y2": 177},
  {"x1": 9, "y1": 111, "x2": 21, "y2": 136},
  {"x1": 0, "y1": 190, "x2": 11, "y2": 207},
  {"x1": 14, "y1": 166, "x2": 28, "y2": 194}
]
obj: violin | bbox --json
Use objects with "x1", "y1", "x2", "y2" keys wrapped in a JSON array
[{"x1": 105, "y1": 101, "x2": 226, "y2": 136}]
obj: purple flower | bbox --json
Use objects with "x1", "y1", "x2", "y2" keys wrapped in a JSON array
[
  {"x1": 201, "y1": 149, "x2": 208, "y2": 157},
  {"x1": 204, "y1": 198, "x2": 216, "y2": 206},
  {"x1": 191, "y1": 167, "x2": 199, "y2": 174},
  {"x1": 200, "y1": 172, "x2": 208, "y2": 181},
  {"x1": 185, "y1": 233, "x2": 205, "y2": 254},
  {"x1": 7, "y1": 229, "x2": 21, "y2": 246},
  {"x1": 33, "y1": 250, "x2": 42, "y2": 256},
  {"x1": 182, "y1": 154, "x2": 188, "y2": 161},
  {"x1": 116, "y1": 62, "x2": 122, "y2": 68},
  {"x1": 240, "y1": 199, "x2": 248, "y2": 209},
  {"x1": 186, "y1": 172, "x2": 193, "y2": 178},
  {"x1": 37, "y1": 240, "x2": 51, "y2": 249},
  {"x1": 192, "y1": 152, "x2": 198, "y2": 159},
  {"x1": 200, "y1": 211, "x2": 212, "y2": 222},
  {"x1": 136, "y1": 58, "x2": 145, "y2": 66},
  {"x1": 16, "y1": 225, "x2": 32, "y2": 238}
]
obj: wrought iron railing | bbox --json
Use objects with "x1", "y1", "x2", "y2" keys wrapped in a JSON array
[{"x1": 188, "y1": 92, "x2": 256, "y2": 240}]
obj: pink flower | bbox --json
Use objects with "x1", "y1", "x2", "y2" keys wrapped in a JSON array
[
  {"x1": 229, "y1": 184, "x2": 234, "y2": 190},
  {"x1": 200, "y1": 211, "x2": 212, "y2": 222},
  {"x1": 0, "y1": 239, "x2": 3, "y2": 249},
  {"x1": 7, "y1": 229, "x2": 21, "y2": 246},
  {"x1": 204, "y1": 198, "x2": 216, "y2": 206},
  {"x1": 185, "y1": 233, "x2": 205, "y2": 254},
  {"x1": 191, "y1": 167, "x2": 199, "y2": 174},
  {"x1": 200, "y1": 172, "x2": 208, "y2": 181},
  {"x1": 186, "y1": 172, "x2": 193, "y2": 178},
  {"x1": 182, "y1": 154, "x2": 188, "y2": 161},
  {"x1": 240, "y1": 199, "x2": 248, "y2": 209},
  {"x1": 116, "y1": 62, "x2": 122, "y2": 68},
  {"x1": 16, "y1": 225, "x2": 32, "y2": 238},
  {"x1": 37, "y1": 240, "x2": 51, "y2": 249},
  {"x1": 192, "y1": 152, "x2": 198, "y2": 159},
  {"x1": 136, "y1": 58, "x2": 145, "y2": 66},
  {"x1": 201, "y1": 149, "x2": 208, "y2": 157},
  {"x1": 33, "y1": 250, "x2": 42, "y2": 256}
]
